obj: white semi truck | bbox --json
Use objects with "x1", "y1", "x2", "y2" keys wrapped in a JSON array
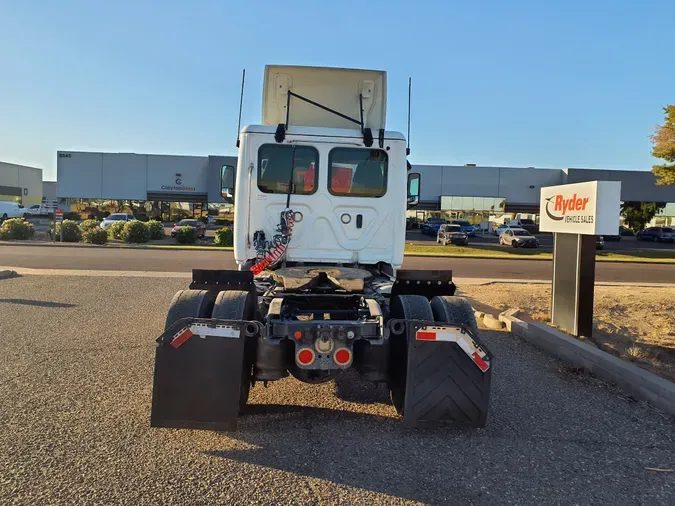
[{"x1": 151, "y1": 65, "x2": 492, "y2": 430}]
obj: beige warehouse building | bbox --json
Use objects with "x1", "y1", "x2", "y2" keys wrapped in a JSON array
[{"x1": 0, "y1": 161, "x2": 43, "y2": 206}]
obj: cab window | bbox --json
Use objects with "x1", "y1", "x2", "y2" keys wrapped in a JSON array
[
  {"x1": 258, "y1": 144, "x2": 318, "y2": 195},
  {"x1": 328, "y1": 148, "x2": 388, "y2": 197}
]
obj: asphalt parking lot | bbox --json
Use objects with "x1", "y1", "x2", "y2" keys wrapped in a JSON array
[
  {"x1": 1, "y1": 273, "x2": 673, "y2": 505},
  {"x1": 407, "y1": 229, "x2": 675, "y2": 252}
]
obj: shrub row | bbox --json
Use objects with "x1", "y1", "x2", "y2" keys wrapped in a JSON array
[{"x1": 0, "y1": 218, "x2": 35, "y2": 240}]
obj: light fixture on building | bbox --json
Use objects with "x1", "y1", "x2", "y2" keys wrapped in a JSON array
[
  {"x1": 24, "y1": 188, "x2": 28, "y2": 195},
  {"x1": 529, "y1": 185, "x2": 535, "y2": 189}
]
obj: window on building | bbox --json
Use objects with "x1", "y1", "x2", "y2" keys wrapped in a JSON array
[
  {"x1": 328, "y1": 148, "x2": 388, "y2": 197},
  {"x1": 257, "y1": 144, "x2": 318, "y2": 195}
]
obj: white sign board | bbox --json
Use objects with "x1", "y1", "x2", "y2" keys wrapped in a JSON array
[{"x1": 539, "y1": 181, "x2": 621, "y2": 235}]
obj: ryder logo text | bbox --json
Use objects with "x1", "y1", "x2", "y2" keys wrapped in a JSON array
[{"x1": 544, "y1": 193, "x2": 594, "y2": 224}]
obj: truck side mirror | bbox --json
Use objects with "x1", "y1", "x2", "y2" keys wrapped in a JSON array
[
  {"x1": 407, "y1": 172, "x2": 420, "y2": 209},
  {"x1": 221, "y1": 165, "x2": 236, "y2": 199}
]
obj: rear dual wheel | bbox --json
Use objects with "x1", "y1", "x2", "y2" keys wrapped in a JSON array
[
  {"x1": 388, "y1": 294, "x2": 490, "y2": 427},
  {"x1": 164, "y1": 289, "x2": 256, "y2": 413}
]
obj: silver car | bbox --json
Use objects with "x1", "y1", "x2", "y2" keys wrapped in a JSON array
[
  {"x1": 100, "y1": 213, "x2": 135, "y2": 230},
  {"x1": 499, "y1": 227, "x2": 539, "y2": 248}
]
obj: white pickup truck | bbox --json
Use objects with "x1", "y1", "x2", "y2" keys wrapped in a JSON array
[{"x1": 25, "y1": 204, "x2": 56, "y2": 217}]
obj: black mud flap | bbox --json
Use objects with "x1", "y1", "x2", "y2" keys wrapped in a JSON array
[
  {"x1": 391, "y1": 320, "x2": 492, "y2": 428},
  {"x1": 150, "y1": 317, "x2": 261, "y2": 431}
]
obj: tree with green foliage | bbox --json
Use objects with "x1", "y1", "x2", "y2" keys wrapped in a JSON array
[
  {"x1": 620, "y1": 202, "x2": 666, "y2": 231},
  {"x1": 651, "y1": 105, "x2": 675, "y2": 185}
]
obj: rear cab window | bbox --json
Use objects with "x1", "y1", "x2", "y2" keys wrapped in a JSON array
[
  {"x1": 328, "y1": 148, "x2": 388, "y2": 197},
  {"x1": 258, "y1": 144, "x2": 318, "y2": 195}
]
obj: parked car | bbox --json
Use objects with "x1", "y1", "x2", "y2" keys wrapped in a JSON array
[
  {"x1": 421, "y1": 218, "x2": 448, "y2": 236},
  {"x1": 636, "y1": 227, "x2": 674, "y2": 242},
  {"x1": 436, "y1": 224, "x2": 469, "y2": 246},
  {"x1": 171, "y1": 219, "x2": 207, "y2": 238},
  {"x1": 26, "y1": 204, "x2": 55, "y2": 217},
  {"x1": 499, "y1": 227, "x2": 539, "y2": 248},
  {"x1": 603, "y1": 230, "x2": 621, "y2": 241},
  {"x1": 493, "y1": 223, "x2": 512, "y2": 236},
  {"x1": 406, "y1": 217, "x2": 421, "y2": 230},
  {"x1": 100, "y1": 213, "x2": 136, "y2": 230},
  {"x1": 509, "y1": 218, "x2": 539, "y2": 234},
  {"x1": 596, "y1": 236, "x2": 605, "y2": 250},
  {"x1": 0, "y1": 202, "x2": 29, "y2": 220},
  {"x1": 450, "y1": 219, "x2": 476, "y2": 237},
  {"x1": 619, "y1": 225, "x2": 634, "y2": 236}
]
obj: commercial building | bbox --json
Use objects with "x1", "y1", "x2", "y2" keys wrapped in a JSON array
[
  {"x1": 414, "y1": 164, "x2": 675, "y2": 226},
  {"x1": 56, "y1": 151, "x2": 236, "y2": 219},
  {"x1": 0, "y1": 161, "x2": 43, "y2": 206},
  {"x1": 55, "y1": 150, "x2": 675, "y2": 225}
]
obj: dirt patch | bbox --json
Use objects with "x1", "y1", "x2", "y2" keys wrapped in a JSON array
[{"x1": 460, "y1": 283, "x2": 675, "y2": 382}]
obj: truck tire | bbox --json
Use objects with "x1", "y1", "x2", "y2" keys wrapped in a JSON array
[
  {"x1": 388, "y1": 294, "x2": 434, "y2": 415},
  {"x1": 164, "y1": 289, "x2": 216, "y2": 330},
  {"x1": 430, "y1": 296, "x2": 478, "y2": 334},
  {"x1": 427, "y1": 296, "x2": 492, "y2": 428},
  {"x1": 211, "y1": 290, "x2": 257, "y2": 413}
]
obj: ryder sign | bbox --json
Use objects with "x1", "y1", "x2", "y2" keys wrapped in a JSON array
[{"x1": 539, "y1": 181, "x2": 621, "y2": 235}]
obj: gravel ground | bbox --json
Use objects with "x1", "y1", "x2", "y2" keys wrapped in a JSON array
[
  {"x1": 459, "y1": 283, "x2": 675, "y2": 381},
  {"x1": 1, "y1": 275, "x2": 674, "y2": 505}
]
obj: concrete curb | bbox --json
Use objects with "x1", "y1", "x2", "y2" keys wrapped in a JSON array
[
  {"x1": 0, "y1": 240, "x2": 233, "y2": 252},
  {"x1": 0, "y1": 269, "x2": 17, "y2": 280},
  {"x1": 499, "y1": 308, "x2": 675, "y2": 416},
  {"x1": 455, "y1": 278, "x2": 675, "y2": 288},
  {"x1": 1, "y1": 240, "x2": 673, "y2": 265},
  {"x1": 483, "y1": 313, "x2": 506, "y2": 330}
]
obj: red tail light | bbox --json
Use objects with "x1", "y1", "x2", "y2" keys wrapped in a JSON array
[
  {"x1": 334, "y1": 348, "x2": 352, "y2": 366},
  {"x1": 296, "y1": 348, "x2": 315, "y2": 366}
]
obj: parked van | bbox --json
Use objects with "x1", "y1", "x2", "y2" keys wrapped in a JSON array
[{"x1": 0, "y1": 202, "x2": 28, "y2": 220}]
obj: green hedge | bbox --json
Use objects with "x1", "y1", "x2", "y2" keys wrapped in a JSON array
[
  {"x1": 79, "y1": 219, "x2": 99, "y2": 232},
  {"x1": 146, "y1": 220, "x2": 165, "y2": 240},
  {"x1": 82, "y1": 228, "x2": 108, "y2": 245},
  {"x1": 122, "y1": 220, "x2": 150, "y2": 243},
  {"x1": 53, "y1": 220, "x2": 82, "y2": 242},
  {"x1": 214, "y1": 227, "x2": 233, "y2": 247},
  {"x1": 0, "y1": 218, "x2": 35, "y2": 240},
  {"x1": 176, "y1": 226, "x2": 197, "y2": 244},
  {"x1": 107, "y1": 221, "x2": 127, "y2": 240}
]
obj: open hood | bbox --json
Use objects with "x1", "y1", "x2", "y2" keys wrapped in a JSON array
[{"x1": 262, "y1": 65, "x2": 387, "y2": 131}]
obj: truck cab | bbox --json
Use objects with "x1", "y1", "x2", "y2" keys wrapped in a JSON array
[{"x1": 221, "y1": 65, "x2": 419, "y2": 273}]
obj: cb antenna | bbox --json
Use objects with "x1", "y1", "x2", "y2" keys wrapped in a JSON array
[
  {"x1": 236, "y1": 69, "x2": 246, "y2": 148},
  {"x1": 406, "y1": 77, "x2": 411, "y2": 156}
]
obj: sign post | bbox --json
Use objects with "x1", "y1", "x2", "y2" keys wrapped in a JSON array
[
  {"x1": 539, "y1": 181, "x2": 621, "y2": 337},
  {"x1": 54, "y1": 209, "x2": 64, "y2": 243}
]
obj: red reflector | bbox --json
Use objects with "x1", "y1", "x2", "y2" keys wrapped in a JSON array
[
  {"x1": 170, "y1": 328, "x2": 194, "y2": 348},
  {"x1": 294, "y1": 331, "x2": 302, "y2": 340},
  {"x1": 416, "y1": 331, "x2": 436, "y2": 341},
  {"x1": 334, "y1": 348, "x2": 352, "y2": 365},
  {"x1": 297, "y1": 349, "x2": 314, "y2": 365},
  {"x1": 472, "y1": 351, "x2": 489, "y2": 372}
]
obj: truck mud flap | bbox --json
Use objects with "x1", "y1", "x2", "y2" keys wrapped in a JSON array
[
  {"x1": 390, "y1": 319, "x2": 492, "y2": 428},
  {"x1": 150, "y1": 317, "x2": 262, "y2": 431}
]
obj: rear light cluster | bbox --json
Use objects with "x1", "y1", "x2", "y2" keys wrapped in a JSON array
[{"x1": 294, "y1": 346, "x2": 352, "y2": 367}]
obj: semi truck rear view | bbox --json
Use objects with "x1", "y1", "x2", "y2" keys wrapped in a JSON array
[{"x1": 150, "y1": 65, "x2": 492, "y2": 430}]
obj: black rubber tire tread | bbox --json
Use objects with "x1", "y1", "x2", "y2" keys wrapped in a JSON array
[
  {"x1": 211, "y1": 290, "x2": 257, "y2": 413},
  {"x1": 420, "y1": 295, "x2": 492, "y2": 428},
  {"x1": 164, "y1": 290, "x2": 216, "y2": 331},
  {"x1": 388, "y1": 295, "x2": 434, "y2": 415},
  {"x1": 430, "y1": 296, "x2": 478, "y2": 335}
]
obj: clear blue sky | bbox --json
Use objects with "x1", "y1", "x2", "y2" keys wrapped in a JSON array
[{"x1": 2, "y1": 0, "x2": 673, "y2": 181}]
